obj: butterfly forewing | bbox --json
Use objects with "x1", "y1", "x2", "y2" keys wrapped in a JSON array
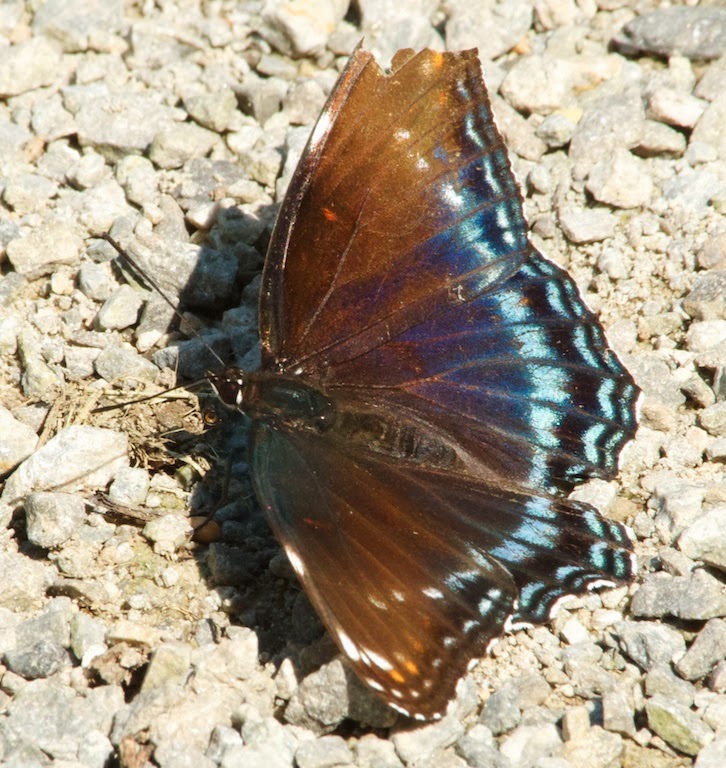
[{"x1": 260, "y1": 48, "x2": 529, "y2": 370}]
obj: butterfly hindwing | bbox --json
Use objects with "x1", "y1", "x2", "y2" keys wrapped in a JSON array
[{"x1": 250, "y1": 421, "x2": 634, "y2": 719}]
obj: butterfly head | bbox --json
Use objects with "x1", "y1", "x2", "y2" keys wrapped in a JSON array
[{"x1": 207, "y1": 367, "x2": 247, "y2": 410}]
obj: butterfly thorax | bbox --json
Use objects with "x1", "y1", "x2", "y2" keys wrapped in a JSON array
[{"x1": 210, "y1": 368, "x2": 461, "y2": 470}]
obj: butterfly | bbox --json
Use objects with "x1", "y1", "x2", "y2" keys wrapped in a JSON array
[{"x1": 208, "y1": 47, "x2": 639, "y2": 721}]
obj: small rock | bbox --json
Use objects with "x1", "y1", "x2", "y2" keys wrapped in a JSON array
[
  {"x1": 675, "y1": 619, "x2": 726, "y2": 682},
  {"x1": 558, "y1": 209, "x2": 616, "y2": 244},
  {"x1": 184, "y1": 88, "x2": 238, "y2": 133},
  {"x1": 356, "y1": 733, "x2": 404, "y2": 768},
  {"x1": 108, "y1": 466, "x2": 150, "y2": 507},
  {"x1": 6, "y1": 221, "x2": 84, "y2": 280},
  {"x1": 1, "y1": 425, "x2": 129, "y2": 511},
  {"x1": 700, "y1": 402, "x2": 726, "y2": 437},
  {"x1": 558, "y1": 725, "x2": 623, "y2": 768},
  {"x1": 679, "y1": 506, "x2": 726, "y2": 572},
  {"x1": 0, "y1": 37, "x2": 62, "y2": 97},
  {"x1": 141, "y1": 642, "x2": 192, "y2": 692},
  {"x1": 295, "y1": 735, "x2": 353, "y2": 768},
  {"x1": 260, "y1": 0, "x2": 350, "y2": 57},
  {"x1": 615, "y1": 7, "x2": 726, "y2": 61},
  {"x1": 646, "y1": 664, "x2": 697, "y2": 709},
  {"x1": 631, "y1": 570, "x2": 726, "y2": 620},
  {"x1": 24, "y1": 491, "x2": 86, "y2": 549},
  {"x1": 602, "y1": 686, "x2": 636, "y2": 737},
  {"x1": 499, "y1": 723, "x2": 561, "y2": 767},
  {"x1": 142, "y1": 514, "x2": 192, "y2": 556},
  {"x1": 95, "y1": 285, "x2": 145, "y2": 331},
  {"x1": 149, "y1": 123, "x2": 220, "y2": 170},
  {"x1": 645, "y1": 694, "x2": 714, "y2": 756},
  {"x1": 613, "y1": 620, "x2": 686, "y2": 670},
  {"x1": 391, "y1": 713, "x2": 465, "y2": 765},
  {"x1": 586, "y1": 148, "x2": 653, "y2": 209},
  {"x1": 0, "y1": 405, "x2": 38, "y2": 476}
]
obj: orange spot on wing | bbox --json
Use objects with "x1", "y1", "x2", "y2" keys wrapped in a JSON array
[
  {"x1": 390, "y1": 669, "x2": 406, "y2": 684},
  {"x1": 322, "y1": 207, "x2": 338, "y2": 222},
  {"x1": 405, "y1": 660, "x2": 419, "y2": 675}
]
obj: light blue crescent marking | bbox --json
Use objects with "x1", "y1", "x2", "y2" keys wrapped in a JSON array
[
  {"x1": 446, "y1": 570, "x2": 480, "y2": 590},
  {"x1": 596, "y1": 378, "x2": 618, "y2": 420},
  {"x1": 440, "y1": 180, "x2": 465, "y2": 211},
  {"x1": 555, "y1": 564, "x2": 582, "y2": 581},
  {"x1": 490, "y1": 538, "x2": 533, "y2": 564},
  {"x1": 496, "y1": 288, "x2": 536, "y2": 323},
  {"x1": 583, "y1": 422, "x2": 607, "y2": 465},
  {"x1": 518, "y1": 580, "x2": 545, "y2": 608},
  {"x1": 516, "y1": 326, "x2": 558, "y2": 361},
  {"x1": 583, "y1": 508, "x2": 607, "y2": 537},
  {"x1": 544, "y1": 278, "x2": 572, "y2": 317},
  {"x1": 573, "y1": 325, "x2": 601, "y2": 369},
  {"x1": 481, "y1": 155, "x2": 503, "y2": 197},
  {"x1": 464, "y1": 112, "x2": 484, "y2": 150},
  {"x1": 527, "y1": 364, "x2": 570, "y2": 406},
  {"x1": 589, "y1": 541, "x2": 609, "y2": 571}
]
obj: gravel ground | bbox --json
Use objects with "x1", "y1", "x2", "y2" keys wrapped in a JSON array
[{"x1": 1, "y1": 1, "x2": 725, "y2": 767}]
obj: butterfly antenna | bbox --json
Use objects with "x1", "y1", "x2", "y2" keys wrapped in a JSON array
[
  {"x1": 100, "y1": 233, "x2": 227, "y2": 369},
  {"x1": 91, "y1": 378, "x2": 208, "y2": 414}
]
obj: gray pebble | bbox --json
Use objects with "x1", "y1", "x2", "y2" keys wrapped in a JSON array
[
  {"x1": 238, "y1": 74, "x2": 288, "y2": 124},
  {"x1": 206, "y1": 725, "x2": 244, "y2": 764},
  {"x1": 6, "y1": 221, "x2": 83, "y2": 280},
  {"x1": 95, "y1": 285, "x2": 144, "y2": 331},
  {"x1": 94, "y1": 345, "x2": 158, "y2": 384},
  {"x1": 184, "y1": 88, "x2": 238, "y2": 133},
  {"x1": 33, "y1": 0, "x2": 124, "y2": 53},
  {"x1": 651, "y1": 475, "x2": 705, "y2": 541},
  {"x1": 70, "y1": 612, "x2": 107, "y2": 663},
  {"x1": 356, "y1": 0, "x2": 442, "y2": 64},
  {"x1": 675, "y1": 619, "x2": 726, "y2": 682},
  {"x1": 295, "y1": 734, "x2": 353, "y2": 768},
  {"x1": 615, "y1": 7, "x2": 726, "y2": 61},
  {"x1": 148, "y1": 123, "x2": 220, "y2": 170},
  {"x1": 260, "y1": 0, "x2": 348, "y2": 57},
  {"x1": 24, "y1": 491, "x2": 86, "y2": 549},
  {"x1": 536, "y1": 112, "x2": 577, "y2": 149},
  {"x1": 601, "y1": 686, "x2": 636, "y2": 737},
  {"x1": 635, "y1": 119, "x2": 687, "y2": 157},
  {"x1": 455, "y1": 723, "x2": 505, "y2": 768},
  {"x1": 557, "y1": 726, "x2": 622, "y2": 768},
  {"x1": 613, "y1": 620, "x2": 686, "y2": 671},
  {"x1": 569, "y1": 91, "x2": 645, "y2": 177},
  {"x1": 646, "y1": 664, "x2": 697, "y2": 708},
  {"x1": 631, "y1": 570, "x2": 726, "y2": 621},
  {"x1": 78, "y1": 261, "x2": 116, "y2": 302},
  {"x1": 499, "y1": 723, "x2": 561, "y2": 767},
  {"x1": 646, "y1": 694, "x2": 714, "y2": 756},
  {"x1": 696, "y1": 233, "x2": 726, "y2": 271},
  {"x1": 391, "y1": 713, "x2": 465, "y2": 765},
  {"x1": 0, "y1": 405, "x2": 38, "y2": 476},
  {"x1": 585, "y1": 149, "x2": 653, "y2": 209},
  {"x1": 0, "y1": 37, "x2": 62, "y2": 98},
  {"x1": 206, "y1": 543, "x2": 253, "y2": 587},
  {"x1": 700, "y1": 401, "x2": 726, "y2": 437},
  {"x1": 447, "y1": 0, "x2": 533, "y2": 61},
  {"x1": 283, "y1": 79, "x2": 328, "y2": 126},
  {"x1": 1, "y1": 424, "x2": 129, "y2": 512},
  {"x1": 683, "y1": 271, "x2": 726, "y2": 322},
  {"x1": 143, "y1": 514, "x2": 191, "y2": 557},
  {"x1": 108, "y1": 466, "x2": 150, "y2": 507},
  {"x1": 679, "y1": 506, "x2": 726, "y2": 572},
  {"x1": 355, "y1": 733, "x2": 404, "y2": 768},
  {"x1": 3, "y1": 172, "x2": 59, "y2": 215},
  {"x1": 647, "y1": 88, "x2": 707, "y2": 130},
  {"x1": 75, "y1": 92, "x2": 182, "y2": 160},
  {"x1": 141, "y1": 642, "x2": 192, "y2": 692},
  {"x1": 558, "y1": 208, "x2": 616, "y2": 244},
  {"x1": 64, "y1": 345, "x2": 102, "y2": 381}
]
